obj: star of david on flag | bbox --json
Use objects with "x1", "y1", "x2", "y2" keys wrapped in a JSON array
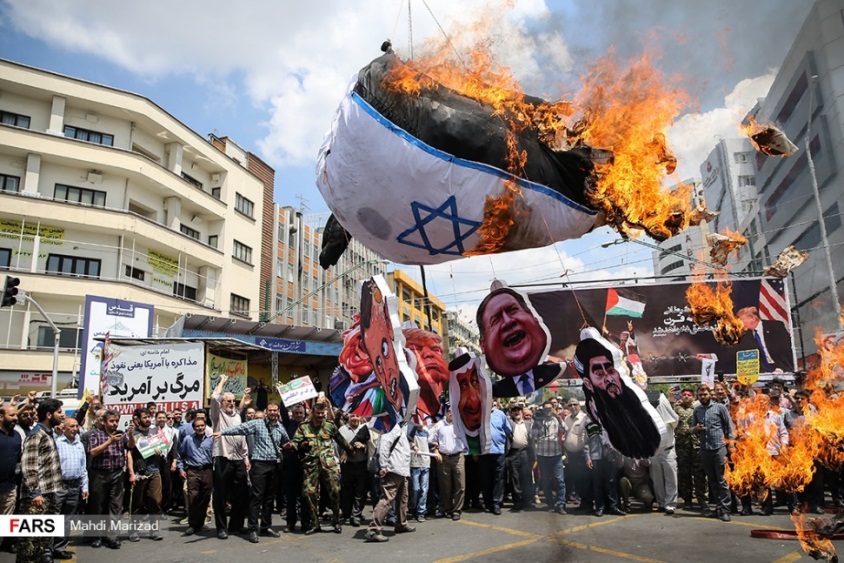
[{"x1": 396, "y1": 196, "x2": 481, "y2": 257}]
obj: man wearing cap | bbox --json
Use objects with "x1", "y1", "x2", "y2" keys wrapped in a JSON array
[
  {"x1": 573, "y1": 337, "x2": 662, "y2": 459},
  {"x1": 506, "y1": 404, "x2": 533, "y2": 511},
  {"x1": 563, "y1": 398, "x2": 588, "y2": 506}
]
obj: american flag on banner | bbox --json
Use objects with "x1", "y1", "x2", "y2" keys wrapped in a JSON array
[{"x1": 758, "y1": 278, "x2": 790, "y2": 331}]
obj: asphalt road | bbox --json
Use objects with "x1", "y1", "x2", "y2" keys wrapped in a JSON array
[{"x1": 2, "y1": 504, "x2": 841, "y2": 563}]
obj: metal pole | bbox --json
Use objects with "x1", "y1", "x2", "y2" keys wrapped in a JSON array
[
  {"x1": 806, "y1": 75, "x2": 843, "y2": 331},
  {"x1": 21, "y1": 293, "x2": 61, "y2": 396}
]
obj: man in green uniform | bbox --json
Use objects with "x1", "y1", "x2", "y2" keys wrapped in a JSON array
[
  {"x1": 673, "y1": 388, "x2": 707, "y2": 510},
  {"x1": 292, "y1": 400, "x2": 353, "y2": 535}
]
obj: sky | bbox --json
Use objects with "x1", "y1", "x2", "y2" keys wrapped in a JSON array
[{"x1": 0, "y1": 0, "x2": 815, "y2": 322}]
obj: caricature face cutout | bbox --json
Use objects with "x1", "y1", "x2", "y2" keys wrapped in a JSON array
[
  {"x1": 449, "y1": 353, "x2": 492, "y2": 455},
  {"x1": 479, "y1": 289, "x2": 549, "y2": 377},
  {"x1": 360, "y1": 280, "x2": 401, "y2": 412},
  {"x1": 456, "y1": 363, "x2": 483, "y2": 431}
]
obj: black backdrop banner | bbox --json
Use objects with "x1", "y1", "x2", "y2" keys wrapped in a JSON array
[{"x1": 527, "y1": 277, "x2": 796, "y2": 378}]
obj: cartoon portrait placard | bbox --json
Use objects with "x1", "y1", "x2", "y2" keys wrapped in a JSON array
[{"x1": 329, "y1": 275, "x2": 419, "y2": 431}]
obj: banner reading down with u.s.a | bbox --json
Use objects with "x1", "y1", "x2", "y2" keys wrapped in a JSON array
[{"x1": 527, "y1": 277, "x2": 796, "y2": 377}]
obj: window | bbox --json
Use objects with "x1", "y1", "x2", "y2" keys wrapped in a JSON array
[
  {"x1": 230, "y1": 293, "x2": 250, "y2": 317},
  {"x1": 0, "y1": 173, "x2": 20, "y2": 194},
  {"x1": 37, "y1": 326, "x2": 81, "y2": 349},
  {"x1": 54, "y1": 183, "x2": 106, "y2": 207},
  {"x1": 0, "y1": 110, "x2": 30, "y2": 128},
  {"x1": 734, "y1": 152, "x2": 752, "y2": 164},
  {"x1": 46, "y1": 254, "x2": 101, "y2": 278},
  {"x1": 275, "y1": 296, "x2": 284, "y2": 314},
  {"x1": 63, "y1": 125, "x2": 113, "y2": 146},
  {"x1": 233, "y1": 240, "x2": 252, "y2": 264},
  {"x1": 124, "y1": 265, "x2": 145, "y2": 281},
  {"x1": 0, "y1": 248, "x2": 10, "y2": 269},
  {"x1": 235, "y1": 193, "x2": 254, "y2": 219},
  {"x1": 174, "y1": 282, "x2": 197, "y2": 301},
  {"x1": 180, "y1": 224, "x2": 200, "y2": 240},
  {"x1": 277, "y1": 259, "x2": 284, "y2": 277},
  {"x1": 208, "y1": 235, "x2": 219, "y2": 248},
  {"x1": 211, "y1": 187, "x2": 221, "y2": 199},
  {"x1": 738, "y1": 175, "x2": 756, "y2": 187},
  {"x1": 181, "y1": 172, "x2": 203, "y2": 189},
  {"x1": 662, "y1": 260, "x2": 685, "y2": 274}
]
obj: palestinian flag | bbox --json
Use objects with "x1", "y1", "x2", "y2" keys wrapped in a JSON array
[{"x1": 605, "y1": 288, "x2": 646, "y2": 318}]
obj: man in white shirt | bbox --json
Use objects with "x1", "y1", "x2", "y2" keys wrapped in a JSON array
[
  {"x1": 210, "y1": 374, "x2": 250, "y2": 539},
  {"x1": 429, "y1": 407, "x2": 467, "y2": 521}
]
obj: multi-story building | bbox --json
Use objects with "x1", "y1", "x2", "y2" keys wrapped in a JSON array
[
  {"x1": 445, "y1": 310, "x2": 481, "y2": 358},
  {"x1": 698, "y1": 139, "x2": 765, "y2": 273},
  {"x1": 0, "y1": 58, "x2": 269, "y2": 393},
  {"x1": 749, "y1": 0, "x2": 844, "y2": 349},
  {"x1": 273, "y1": 207, "x2": 387, "y2": 329},
  {"x1": 652, "y1": 179, "x2": 714, "y2": 278},
  {"x1": 387, "y1": 269, "x2": 447, "y2": 343}
]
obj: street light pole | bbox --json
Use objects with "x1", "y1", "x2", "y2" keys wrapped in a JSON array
[
  {"x1": 20, "y1": 292, "x2": 61, "y2": 397},
  {"x1": 806, "y1": 75, "x2": 843, "y2": 331}
]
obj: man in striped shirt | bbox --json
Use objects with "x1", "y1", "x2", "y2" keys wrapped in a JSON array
[
  {"x1": 48, "y1": 417, "x2": 88, "y2": 560},
  {"x1": 692, "y1": 384, "x2": 735, "y2": 522},
  {"x1": 218, "y1": 401, "x2": 289, "y2": 543},
  {"x1": 18, "y1": 398, "x2": 65, "y2": 563}
]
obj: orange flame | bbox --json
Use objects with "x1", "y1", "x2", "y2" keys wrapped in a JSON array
[
  {"x1": 792, "y1": 511, "x2": 838, "y2": 562},
  {"x1": 382, "y1": 14, "x2": 695, "y2": 252},
  {"x1": 726, "y1": 394, "x2": 819, "y2": 499},
  {"x1": 575, "y1": 50, "x2": 692, "y2": 241},
  {"x1": 685, "y1": 272, "x2": 745, "y2": 346}
]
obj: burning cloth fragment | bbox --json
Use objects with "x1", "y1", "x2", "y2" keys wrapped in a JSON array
[
  {"x1": 706, "y1": 231, "x2": 747, "y2": 266},
  {"x1": 685, "y1": 278, "x2": 746, "y2": 347},
  {"x1": 764, "y1": 245, "x2": 809, "y2": 278},
  {"x1": 742, "y1": 117, "x2": 798, "y2": 157}
]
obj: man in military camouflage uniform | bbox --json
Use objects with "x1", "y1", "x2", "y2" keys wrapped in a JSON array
[
  {"x1": 292, "y1": 400, "x2": 353, "y2": 535},
  {"x1": 673, "y1": 388, "x2": 707, "y2": 509}
]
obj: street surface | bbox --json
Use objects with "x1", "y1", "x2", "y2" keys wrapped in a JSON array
[{"x1": 2, "y1": 505, "x2": 841, "y2": 563}]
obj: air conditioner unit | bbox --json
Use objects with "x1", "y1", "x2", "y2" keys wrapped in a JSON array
[
  {"x1": 87, "y1": 171, "x2": 103, "y2": 184},
  {"x1": 210, "y1": 173, "x2": 221, "y2": 186}
]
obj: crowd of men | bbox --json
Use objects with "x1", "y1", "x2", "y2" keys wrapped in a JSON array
[{"x1": 1, "y1": 373, "x2": 841, "y2": 561}]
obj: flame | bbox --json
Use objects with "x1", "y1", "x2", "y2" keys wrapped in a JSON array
[
  {"x1": 575, "y1": 51, "x2": 692, "y2": 241},
  {"x1": 382, "y1": 12, "x2": 695, "y2": 252},
  {"x1": 726, "y1": 394, "x2": 820, "y2": 499},
  {"x1": 792, "y1": 511, "x2": 838, "y2": 562},
  {"x1": 685, "y1": 272, "x2": 745, "y2": 346}
]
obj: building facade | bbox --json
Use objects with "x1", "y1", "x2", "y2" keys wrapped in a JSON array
[
  {"x1": 0, "y1": 58, "x2": 269, "y2": 393},
  {"x1": 445, "y1": 310, "x2": 481, "y2": 358},
  {"x1": 652, "y1": 179, "x2": 715, "y2": 278},
  {"x1": 749, "y1": 0, "x2": 844, "y2": 352},
  {"x1": 273, "y1": 207, "x2": 387, "y2": 329},
  {"x1": 387, "y1": 269, "x2": 447, "y2": 343}
]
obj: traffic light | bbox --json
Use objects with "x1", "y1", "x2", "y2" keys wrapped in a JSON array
[{"x1": 2, "y1": 276, "x2": 20, "y2": 307}]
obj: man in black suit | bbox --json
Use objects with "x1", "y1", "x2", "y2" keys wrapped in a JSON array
[
  {"x1": 477, "y1": 286, "x2": 558, "y2": 398},
  {"x1": 736, "y1": 307, "x2": 794, "y2": 372},
  {"x1": 491, "y1": 364, "x2": 563, "y2": 398}
]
